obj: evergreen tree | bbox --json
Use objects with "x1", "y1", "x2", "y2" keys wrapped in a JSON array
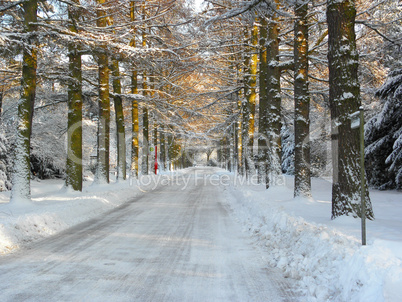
[{"x1": 366, "y1": 69, "x2": 402, "y2": 190}]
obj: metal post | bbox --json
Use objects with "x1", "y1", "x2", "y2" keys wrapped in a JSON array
[{"x1": 360, "y1": 106, "x2": 366, "y2": 246}]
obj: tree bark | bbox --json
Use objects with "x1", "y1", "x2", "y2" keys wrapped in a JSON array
[
  {"x1": 241, "y1": 27, "x2": 250, "y2": 177},
  {"x1": 266, "y1": 1, "x2": 282, "y2": 185},
  {"x1": 11, "y1": 0, "x2": 38, "y2": 202},
  {"x1": 237, "y1": 63, "x2": 243, "y2": 175},
  {"x1": 141, "y1": 3, "x2": 149, "y2": 175},
  {"x1": 246, "y1": 21, "x2": 258, "y2": 176},
  {"x1": 130, "y1": 1, "x2": 139, "y2": 178},
  {"x1": 294, "y1": 1, "x2": 311, "y2": 197},
  {"x1": 66, "y1": 0, "x2": 83, "y2": 191},
  {"x1": 111, "y1": 59, "x2": 126, "y2": 180},
  {"x1": 160, "y1": 125, "x2": 166, "y2": 171},
  {"x1": 327, "y1": 0, "x2": 374, "y2": 219},
  {"x1": 142, "y1": 73, "x2": 149, "y2": 175},
  {"x1": 258, "y1": 15, "x2": 270, "y2": 188},
  {"x1": 95, "y1": 0, "x2": 110, "y2": 184}
]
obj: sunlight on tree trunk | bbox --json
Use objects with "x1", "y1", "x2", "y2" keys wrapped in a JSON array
[
  {"x1": 246, "y1": 21, "x2": 258, "y2": 176},
  {"x1": 66, "y1": 0, "x2": 83, "y2": 191},
  {"x1": 130, "y1": 1, "x2": 139, "y2": 178},
  {"x1": 237, "y1": 63, "x2": 243, "y2": 175},
  {"x1": 241, "y1": 27, "x2": 250, "y2": 177}
]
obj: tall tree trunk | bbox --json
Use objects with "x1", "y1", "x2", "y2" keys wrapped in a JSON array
[
  {"x1": 246, "y1": 21, "x2": 258, "y2": 176},
  {"x1": 149, "y1": 73, "x2": 157, "y2": 174},
  {"x1": 294, "y1": 1, "x2": 311, "y2": 197},
  {"x1": 233, "y1": 121, "x2": 238, "y2": 173},
  {"x1": 131, "y1": 70, "x2": 139, "y2": 177},
  {"x1": 11, "y1": 0, "x2": 37, "y2": 203},
  {"x1": 66, "y1": 0, "x2": 83, "y2": 191},
  {"x1": 237, "y1": 64, "x2": 243, "y2": 175},
  {"x1": 160, "y1": 125, "x2": 166, "y2": 171},
  {"x1": 167, "y1": 130, "x2": 173, "y2": 171},
  {"x1": 142, "y1": 75, "x2": 149, "y2": 175},
  {"x1": 258, "y1": 15, "x2": 270, "y2": 188},
  {"x1": 267, "y1": 1, "x2": 282, "y2": 185},
  {"x1": 141, "y1": 2, "x2": 149, "y2": 175},
  {"x1": 327, "y1": 0, "x2": 374, "y2": 219},
  {"x1": 95, "y1": 0, "x2": 110, "y2": 184},
  {"x1": 0, "y1": 90, "x2": 3, "y2": 122},
  {"x1": 153, "y1": 124, "x2": 157, "y2": 174},
  {"x1": 241, "y1": 27, "x2": 250, "y2": 177},
  {"x1": 130, "y1": 1, "x2": 139, "y2": 178},
  {"x1": 111, "y1": 59, "x2": 126, "y2": 180}
]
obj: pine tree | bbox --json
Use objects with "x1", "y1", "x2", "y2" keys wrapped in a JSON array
[{"x1": 366, "y1": 69, "x2": 402, "y2": 190}]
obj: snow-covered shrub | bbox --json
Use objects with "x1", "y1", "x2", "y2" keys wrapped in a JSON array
[{"x1": 365, "y1": 69, "x2": 402, "y2": 190}]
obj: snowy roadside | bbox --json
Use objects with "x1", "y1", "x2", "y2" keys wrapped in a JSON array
[
  {"x1": 0, "y1": 170, "x2": 188, "y2": 255},
  {"x1": 0, "y1": 177, "x2": 142, "y2": 255},
  {"x1": 1, "y1": 168, "x2": 401, "y2": 301},
  {"x1": 222, "y1": 173, "x2": 402, "y2": 302}
]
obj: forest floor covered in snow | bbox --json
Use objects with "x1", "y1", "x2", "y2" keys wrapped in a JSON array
[{"x1": 0, "y1": 167, "x2": 401, "y2": 301}]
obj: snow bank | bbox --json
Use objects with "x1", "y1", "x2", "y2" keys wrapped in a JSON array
[
  {"x1": 0, "y1": 178, "x2": 141, "y2": 254},
  {"x1": 224, "y1": 175, "x2": 402, "y2": 302}
]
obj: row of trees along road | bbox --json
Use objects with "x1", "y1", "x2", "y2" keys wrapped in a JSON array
[{"x1": 0, "y1": 0, "x2": 400, "y2": 219}]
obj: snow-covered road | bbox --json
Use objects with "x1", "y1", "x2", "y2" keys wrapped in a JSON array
[{"x1": 0, "y1": 168, "x2": 298, "y2": 301}]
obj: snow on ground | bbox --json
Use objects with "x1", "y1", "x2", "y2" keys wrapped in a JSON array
[
  {"x1": 0, "y1": 176, "x2": 142, "y2": 254},
  {"x1": 221, "y1": 172, "x2": 402, "y2": 302},
  {"x1": 0, "y1": 168, "x2": 401, "y2": 301}
]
